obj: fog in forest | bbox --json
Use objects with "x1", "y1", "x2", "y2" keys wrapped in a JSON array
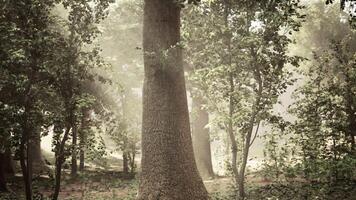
[{"x1": 1, "y1": 0, "x2": 355, "y2": 200}]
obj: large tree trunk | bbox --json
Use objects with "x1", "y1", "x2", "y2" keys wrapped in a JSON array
[
  {"x1": 192, "y1": 97, "x2": 214, "y2": 179},
  {"x1": 138, "y1": 0, "x2": 208, "y2": 199}
]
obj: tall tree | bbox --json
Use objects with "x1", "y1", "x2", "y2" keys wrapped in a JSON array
[
  {"x1": 289, "y1": 2, "x2": 356, "y2": 183},
  {"x1": 138, "y1": 0, "x2": 208, "y2": 199},
  {"x1": 191, "y1": 96, "x2": 214, "y2": 179},
  {"x1": 183, "y1": 0, "x2": 304, "y2": 198}
]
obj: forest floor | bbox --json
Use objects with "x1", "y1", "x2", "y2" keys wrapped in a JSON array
[
  {"x1": 3, "y1": 170, "x2": 355, "y2": 200},
  {"x1": 1, "y1": 156, "x2": 356, "y2": 200}
]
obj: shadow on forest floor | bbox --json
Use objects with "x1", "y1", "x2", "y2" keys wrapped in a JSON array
[{"x1": 1, "y1": 170, "x2": 356, "y2": 200}]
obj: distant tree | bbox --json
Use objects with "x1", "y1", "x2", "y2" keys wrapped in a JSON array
[
  {"x1": 289, "y1": 11, "x2": 356, "y2": 182},
  {"x1": 98, "y1": 0, "x2": 143, "y2": 174}
]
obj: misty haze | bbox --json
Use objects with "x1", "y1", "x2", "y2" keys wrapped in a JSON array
[{"x1": 0, "y1": 0, "x2": 355, "y2": 200}]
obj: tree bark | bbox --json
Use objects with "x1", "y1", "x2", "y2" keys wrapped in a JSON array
[
  {"x1": 4, "y1": 148, "x2": 14, "y2": 176},
  {"x1": 20, "y1": 98, "x2": 33, "y2": 200},
  {"x1": 138, "y1": 0, "x2": 208, "y2": 199},
  {"x1": 345, "y1": 78, "x2": 356, "y2": 150},
  {"x1": 71, "y1": 122, "x2": 78, "y2": 177},
  {"x1": 228, "y1": 72, "x2": 239, "y2": 189},
  {"x1": 123, "y1": 151, "x2": 129, "y2": 174},
  {"x1": 30, "y1": 129, "x2": 47, "y2": 175},
  {"x1": 238, "y1": 56, "x2": 262, "y2": 199},
  {"x1": 0, "y1": 152, "x2": 8, "y2": 192},
  {"x1": 79, "y1": 109, "x2": 89, "y2": 171},
  {"x1": 53, "y1": 125, "x2": 71, "y2": 200},
  {"x1": 79, "y1": 149, "x2": 85, "y2": 171},
  {"x1": 192, "y1": 97, "x2": 214, "y2": 179},
  {"x1": 223, "y1": 0, "x2": 240, "y2": 193}
]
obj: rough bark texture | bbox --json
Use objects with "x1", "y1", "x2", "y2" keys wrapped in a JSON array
[
  {"x1": 192, "y1": 97, "x2": 214, "y2": 179},
  {"x1": 138, "y1": 0, "x2": 208, "y2": 199}
]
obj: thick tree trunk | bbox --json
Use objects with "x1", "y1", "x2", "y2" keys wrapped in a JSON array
[
  {"x1": 138, "y1": 0, "x2": 208, "y2": 199},
  {"x1": 192, "y1": 97, "x2": 214, "y2": 179}
]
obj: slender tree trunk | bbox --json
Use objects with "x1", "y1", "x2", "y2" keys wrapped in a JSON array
[
  {"x1": 223, "y1": 0, "x2": 240, "y2": 193},
  {"x1": 20, "y1": 131, "x2": 33, "y2": 200},
  {"x1": 71, "y1": 122, "x2": 78, "y2": 177},
  {"x1": 228, "y1": 72, "x2": 239, "y2": 187},
  {"x1": 121, "y1": 91, "x2": 130, "y2": 175},
  {"x1": 345, "y1": 80, "x2": 356, "y2": 149},
  {"x1": 0, "y1": 152, "x2": 8, "y2": 192},
  {"x1": 53, "y1": 97, "x2": 74, "y2": 200},
  {"x1": 192, "y1": 97, "x2": 214, "y2": 179},
  {"x1": 238, "y1": 58, "x2": 262, "y2": 199},
  {"x1": 123, "y1": 151, "x2": 129, "y2": 174},
  {"x1": 30, "y1": 129, "x2": 47, "y2": 175},
  {"x1": 53, "y1": 125, "x2": 71, "y2": 200},
  {"x1": 79, "y1": 150, "x2": 85, "y2": 171},
  {"x1": 129, "y1": 150, "x2": 136, "y2": 174},
  {"x1": 20, "y1": 100, "x2": 33, "y2": 200},
  {"x1": 4, "y1": 147, "x2": 14, "y2": 176},
  {"x1": 138, "y1": 0, "x2": 208, "y2": 199},
  {"x1": 79, "y1": 110, "x2": 89, "y2": 171}
]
